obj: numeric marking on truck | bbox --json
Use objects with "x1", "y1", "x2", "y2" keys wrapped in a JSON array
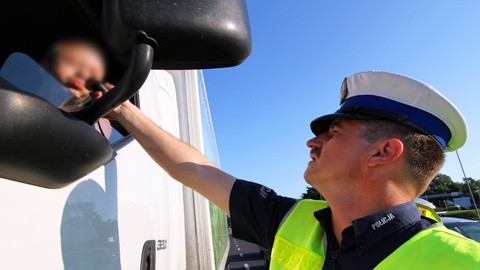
[{"x1": 157, "y1": 239, "x2": 167, "y2": 250}]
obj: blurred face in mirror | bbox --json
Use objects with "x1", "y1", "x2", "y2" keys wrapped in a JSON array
[{"x1": 42, "y1": 38, "x2": 106, "y2": 100}]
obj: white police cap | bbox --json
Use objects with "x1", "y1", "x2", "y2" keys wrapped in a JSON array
[{"x1": 310, "y1": 71, "x2": 467, "y2": 152}]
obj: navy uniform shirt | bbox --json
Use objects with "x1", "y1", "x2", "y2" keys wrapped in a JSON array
[{"x1": 230, "y1": 179, "x2": 436, "y2": 269}]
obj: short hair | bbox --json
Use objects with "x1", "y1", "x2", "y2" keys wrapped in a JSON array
[
  {"x1": 41, "y1": 36, "x2": 106, "y2": 71},
  {"x1": 362, "y1": 120, "x2": 445, "y2": 196}
]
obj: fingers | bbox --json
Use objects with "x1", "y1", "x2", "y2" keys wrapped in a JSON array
[
  {"x1": 89, "y1": 82, "x2": 113, "y2": 99},
  {"x1": 90, "y1": 91, "x2": 103, "y2": 100},
  {"x1": 104, "y1": 82, "x2": 114, "y2": 90}
]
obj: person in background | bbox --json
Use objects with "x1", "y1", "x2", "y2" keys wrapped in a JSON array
[
  {"x1": 107, "y1": 71, "x2": 480, "y2": 269},
  {"x1": 40, "y1": 37, "x2": 114, "y2": 138}
]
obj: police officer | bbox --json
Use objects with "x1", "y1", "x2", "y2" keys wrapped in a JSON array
[{"x1": 108, "y1": 71, "x2": 480, "y2": 269}]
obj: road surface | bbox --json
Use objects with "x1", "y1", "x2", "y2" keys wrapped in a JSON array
[{"x1": 226, "y1": 237, "x2": 268, "y2": 270}]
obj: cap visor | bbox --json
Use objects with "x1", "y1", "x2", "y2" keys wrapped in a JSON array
[{"x1": 310, "y1": 112, "x2": 378, "y2": 135}]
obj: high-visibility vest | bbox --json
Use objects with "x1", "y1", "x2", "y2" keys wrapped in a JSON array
[{"x1": 270, "y1": 200, "x2": 480, "y2": 269}]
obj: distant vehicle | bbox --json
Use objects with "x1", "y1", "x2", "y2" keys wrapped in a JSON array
[
  {"x1": 442, "y1": 217, "x2": 480, "y2": 242},
  {"x1": 414, "y1": 197, "x2": 436, "y2": 209},
  {"x1": 436, "y1": 200, "x2": 462, "y2": 211}
]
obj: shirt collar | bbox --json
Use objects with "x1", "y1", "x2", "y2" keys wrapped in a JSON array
[
  {"x1": 351, "y1": 201, "x2": 422, "y2": 254},
  {"x1": 314, "y1": 201, "x2": 422, "y2": 255}
]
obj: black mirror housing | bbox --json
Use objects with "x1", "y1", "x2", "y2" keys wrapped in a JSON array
[
  {"x1": 104, "y1": 0, "x2": 252, "y2": 69},
  {"x1": 0, "y1": 0, "x2": 253, "y2": 188},
  {"x1": 0, "y1": 0, "x2": 252, "y2": 76},
  {"x1": 0, "y1": 85, "x2": 113, "y2": 188}
]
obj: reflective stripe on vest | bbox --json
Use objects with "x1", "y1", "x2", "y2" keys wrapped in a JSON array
[
  {"x1": 271, "y1": 200, "x2": 328, "y2": 270},
  {"x1": 270, "y1": 199, "x2": 480, "y2": 270}
]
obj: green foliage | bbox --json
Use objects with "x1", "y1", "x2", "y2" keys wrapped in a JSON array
[
  {"x1": 461, "y1": 178, "x2": 480, "y2": 203},
  {"x1": 301, "y1": 186, "x2": 323, "y2": 200},
  {"x1": 421, "y1": 174, "x2": 480, "y2": 207},
  {"x1": 209, "y1": 202, "x2": 228, "y2": 270},
  {"x1": 423, "y1": 173, "x2": 462, "y2": 195}
]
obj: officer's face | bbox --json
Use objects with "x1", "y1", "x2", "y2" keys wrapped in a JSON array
[{"x1": 304, "y1": 120, "x2": 373, "y2": 192}]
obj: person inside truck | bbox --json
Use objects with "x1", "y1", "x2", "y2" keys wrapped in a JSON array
[
  {"x1": 40, "y1": 36, "x2": 107, "y2": 102},
  {"x1": 106, "y1": 71, "x2": 480, "y2": 269},
  {"x1": 40, "y1": 37, "x2": 115, "y2": 138}
]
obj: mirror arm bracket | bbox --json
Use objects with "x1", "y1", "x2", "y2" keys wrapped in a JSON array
[{"x1": 76, "y1": 32, "x2": 156, "y2": 124}]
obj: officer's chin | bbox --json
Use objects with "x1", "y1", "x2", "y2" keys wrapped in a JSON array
[{"x1": 303, "y1": 169, "x2": 312, "y2": 184}]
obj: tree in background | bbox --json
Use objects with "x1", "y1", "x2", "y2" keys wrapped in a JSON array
[
  {"x1": 420, "y1": 174, "x2": 480, "y2": 207},
  {"x1": 461, "y1": 177, "x2": 480, "y2": 205},
  {"x1": 422, "y1": 173, "x2": 462, "y2": 195},
  {"x1": 301, "y1": 186, "x2": 323, "y2": 200}
]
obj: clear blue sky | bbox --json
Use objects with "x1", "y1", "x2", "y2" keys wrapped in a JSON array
[{"x1": 203, "y1": 1, "x2": 480, "y2": 199}]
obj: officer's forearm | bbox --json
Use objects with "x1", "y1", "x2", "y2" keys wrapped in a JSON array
[{"x1": 113, "y1": 102, "x2": 235, "y2": 214}]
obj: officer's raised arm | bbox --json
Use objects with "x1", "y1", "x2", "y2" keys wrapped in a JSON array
[{"x1": 108, "y1": 99, "x2": 236, "y2": 214}]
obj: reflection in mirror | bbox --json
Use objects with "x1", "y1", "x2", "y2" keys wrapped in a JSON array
[
  {"x1": 0, "y1": 52, "x2": 73, "y2": 107},
  {"x1": 39, "y1": 37, "x2": 107, "y2": 107},
  {"x1": 0, "y1": 51, "x2": 125, "y2": 143}
]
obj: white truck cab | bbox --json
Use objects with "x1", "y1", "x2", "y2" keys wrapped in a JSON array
[{"x1": 0, "y1": 1, "x2": 252, "y2": 269}]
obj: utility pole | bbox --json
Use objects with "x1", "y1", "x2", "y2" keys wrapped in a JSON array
[{"x1": 455, "y1": 151, "x2": 480, "y2": 220}]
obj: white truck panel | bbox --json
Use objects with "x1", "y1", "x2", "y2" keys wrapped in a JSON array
[
  {"x1": 0, "y1": 68, "x2": 227, "y2": 269},
  {"x1": 115, "y1": 70, "x2": 186, "y2": 269}
]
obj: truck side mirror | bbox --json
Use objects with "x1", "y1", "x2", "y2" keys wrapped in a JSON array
[
  {"x1": 78, "y1": 0, "x2": 253, "y2": 124},
  {"x1": 0, "y1": 0, "x2": 252, "y2": 188},
  {"x1": 103, "y1": 0, "x2": 252, "y2": 69},
  {"x1": 0, "y1": 83, "x2": 113, "y2": 188}
]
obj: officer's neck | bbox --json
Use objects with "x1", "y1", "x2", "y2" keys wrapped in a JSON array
[{"x1": 328, "y1": 188, "x2": 411, "y2": 245}]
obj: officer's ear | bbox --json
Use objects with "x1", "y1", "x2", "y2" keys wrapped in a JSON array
[{"x1": 367, "y1": 138, "x2": 404, "y2": 167}]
